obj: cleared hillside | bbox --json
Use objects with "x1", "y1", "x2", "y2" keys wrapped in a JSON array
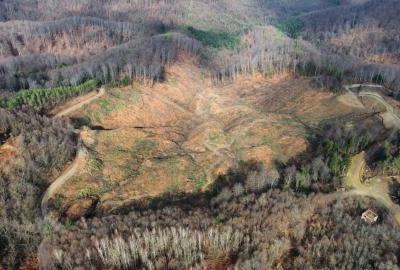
[
  {"x1": 1, "y1": 0, "x2": 400, "y2": 269},
  {"x1": 44, "y1": 58, "x2": 369, "y2": 218}
]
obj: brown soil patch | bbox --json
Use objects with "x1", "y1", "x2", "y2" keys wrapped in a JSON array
[
  {"x1": 50, "y1": 90, "x2": 100, "y2": 116},
  {"x1": 62, "y1": 58, "x2": 369, "y2": 213},
  {"x1": 0, "y1": 136, "x2": 21, "y2": 170}
]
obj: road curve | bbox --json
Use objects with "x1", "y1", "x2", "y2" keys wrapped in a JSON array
[
  {"x1": 41, "y1": 148, "x2": 87, "y2": 217},
  {"x1": 346, "y1": 152, "x2": 400, "y2": 225},
  {"x1": 56, "y1": 87, "x2": 105, "y2": 117},
  {"x1": 345, "y1": 84, "x2": 400, "y2": 128},
  {"x1": 42, "y1": 87, "x2": 103, "y2": 218},
  {"x1": 344, "y1": 85, "x2": 400, "y2": 225},
  {"x1": 42, "y1": 87, "x2": 104, "y2": 217}
]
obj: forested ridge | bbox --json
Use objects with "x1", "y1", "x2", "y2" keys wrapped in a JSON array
[
  {"x1": 0, "y1": 0, "x2": 400, "y2": 269},
  {"x1": 0, "y1": 0, "x2": 399, "y2": 94}
]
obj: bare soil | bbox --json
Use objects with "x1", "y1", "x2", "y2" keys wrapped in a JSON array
[
  {"x1": 346, "y1": 152, "x2": 400, "y2": 225},
  {"x1": 51, "y1": 88, "x2": 105, "y2": 117},
  {"x1": 58, "y1": 58, "x2": 369, "y2": 213}
]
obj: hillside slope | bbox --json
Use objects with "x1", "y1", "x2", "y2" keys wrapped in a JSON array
[{"x1": 1, "y1": 0, "x2": 400, "y2": 269}]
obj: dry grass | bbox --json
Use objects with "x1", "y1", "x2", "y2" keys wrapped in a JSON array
[{"x1": 59, "y1": 58, "x2": 371, "y2": 214}]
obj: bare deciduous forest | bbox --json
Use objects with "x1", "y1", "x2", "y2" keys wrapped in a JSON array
[{"x1": 0, "y1": 0, "x2": 400, "y2": 269}]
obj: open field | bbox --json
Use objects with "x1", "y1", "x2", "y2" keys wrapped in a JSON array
[{"x1": 50, "y1": 59, "x2": 370, "y2": 215}]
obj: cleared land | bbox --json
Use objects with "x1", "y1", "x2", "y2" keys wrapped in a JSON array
[
  {"x1": 346, "y1": 152, "x2": 400, "y2": 225},
  {"x1": 51, "y1": 59, "x2": 369, "y2": 214},
  {"x1": 52, "y1": 87, "x2": 105, "y2": 117},
  {"x1": 339, "y1": 84, "x2": 400, "y2": 226}
]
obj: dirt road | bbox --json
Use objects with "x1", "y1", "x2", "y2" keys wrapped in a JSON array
[
  {"x1": 346, "y1": 152, "x2": 400, "y2": 225},
  {"x1": 41, "y1": 148, "x2": 87, "y2": 217},
  {"x1": 41, "y1": 88, "x2": 103, "y2": 217},
  {"x1": 55, "y1": 87, "x2": 105, "y2": 117},
  {"x1": 345, "y1": 84, "x2": 400, "y2": 128}
]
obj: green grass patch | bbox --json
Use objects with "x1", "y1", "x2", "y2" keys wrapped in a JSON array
[
  {"x1": 76, "y1": 187, "x2": 93, "y2": 199},
  {"x1": 64, "y1": 218, "x2": 76, "y2": 230},
  {"x1": 187, "y1": 26, "x2": 240, "y2": 49},
  {"x1": 187, "y1": 162, "x2": 207, "y2": 191},
  {"x1": 76, "y1": 186, "x2": 109, "y2": 199},
  {"x1": 133, "y1": 139, "x2": 157, "y2": 158},
  {"x1": 87, "y1": 150, "x2": 103, "y2": 175},
  {"x1": 106, "y1": 76, "x2": 131, "y2": 88},
  {"x1": 195, "y1": 176, "x2": 207, "y2": 192},
  {"x1": 208, "y1": 132, "x2": 226, "y2": 144},
  {"x1": 99, "y1": 99, "x2": 112, "y2": 115},
  {"x1": 122, "y1": 139, "x2": 158, "y2": 180},
  {"x1": 53, "y1": 195, "x2": 63, "y2": 210},
  {"x1": 165, "y1": 155, "x2": 179, "y2": 175},
  {"x1": 129, "y1": 90, "x2": 142, "y2": 104},
  {"x1": 261, "y1": 136, "x2": 274, "y2": 146}
]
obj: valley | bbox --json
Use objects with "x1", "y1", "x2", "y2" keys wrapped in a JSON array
[
  {"x1": 1, "y1": 0, "x2": 400, "y2": 269},
  {"x1": 42, "y1": 59, "x2": 374, "y2": 219}
]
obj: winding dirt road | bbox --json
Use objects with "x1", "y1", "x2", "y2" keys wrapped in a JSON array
[
  {"x1": 344, "y1": 85, "x2": 400, "y2": 225},
  {"x1": 345, "y1": 84, "x2": 400, "y2": 128},
  {"x1": 55, "y1": 87, "x2": 105, "y2": 117},
  {"x1": 41, "y1": 148, "x2": 88, "y2": 217},
  {"x1": 346, "y1": 152, "x2": 400, "y2": 225},
  {"x1": 42, "y1": 88, "x2": 104, "y2": 218}
]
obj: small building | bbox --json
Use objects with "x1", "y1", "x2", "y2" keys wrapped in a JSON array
[{"x1": 361, "y1": 209, "x2": 378, "y2": 224}]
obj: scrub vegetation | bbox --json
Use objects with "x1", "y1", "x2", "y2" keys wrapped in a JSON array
[{"x1": 1, "y1": 0, "x2": 400, "y2": 269}]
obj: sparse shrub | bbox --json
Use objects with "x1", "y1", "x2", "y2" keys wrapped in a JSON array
[
  {"x1": 77, "y1": 188, "x2": 93, "y2": 199},
  {"x1": 311, "y1": 76, "x2": 343, "y2": 92},
  {"x1": 233, "y1": 183, "x2": 245, "y2": 197},
  {"x1": 53, "y1": 195, "x2": 64, "y2": 210}
]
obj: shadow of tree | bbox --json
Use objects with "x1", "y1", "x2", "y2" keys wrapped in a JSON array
[{"x1": 389, "y1": 178, "x2": 400, "y2": 205}]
